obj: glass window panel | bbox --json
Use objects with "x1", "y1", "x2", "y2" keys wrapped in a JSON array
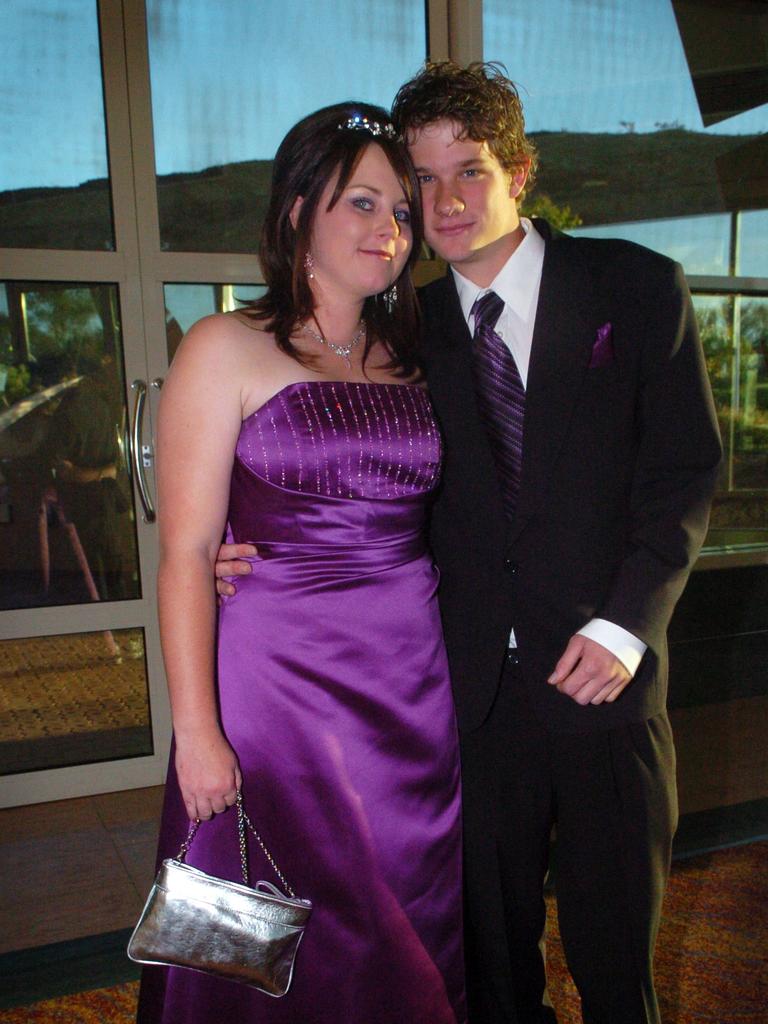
[
  {"x1": 696, "y1": 295, "x2": 768, "y2": 551},
  {"x1": 164, "y1": 283, "x2": 265, "y2": 362},
  {"x1": 484, "y1": 2, "x2": 767, "y2": 552},
  {"x1": 694, "y1": 294, "x2": 733, "y2": 487},
  {"x1": 147, "y1": 0, "x2": 427, "y2": 252},
  {"x1": 734, "y1": 298, "x2": 768, "y2": 490},
  {"x1": 571, "y1": 213, "x2": 731, "y2": 276},
  {"x1": 739, "y1": 211, "x2": 768, "y2": 278},
  {"x1": 0, "y1": 283, "x2": 140, "y2": 610},
  {"x1": 0, "y1": 629, "x2": 152, "y2": 774},
  {"x1": 486, "y1": 0, "x2": 767, "y2": 261},
  {"x1": 0, "y1": 1, "x2": 114, "y2": 250}
]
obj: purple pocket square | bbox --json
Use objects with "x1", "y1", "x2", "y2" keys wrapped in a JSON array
[{"x1": 589, "y1": 322, "x2": 614, "y2": 368}]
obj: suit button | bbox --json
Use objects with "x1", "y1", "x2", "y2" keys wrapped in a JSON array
[{"x1": 504, "y1": 558, "x2": 518, "y2": 575}]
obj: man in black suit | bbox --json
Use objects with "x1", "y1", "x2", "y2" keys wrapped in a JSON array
[
  {"x1": 388, "y1": 62, "x2": 721, "y2": 1024},
  {"x1": 216, "y1": 62, "x2": 721, "y2": 1024}
]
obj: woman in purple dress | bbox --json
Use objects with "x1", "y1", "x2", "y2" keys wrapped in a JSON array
[{"x1": 137, "y1": 103, "x2": 465, "y2": 1023}]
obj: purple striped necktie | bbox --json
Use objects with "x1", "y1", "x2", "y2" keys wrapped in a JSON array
[{"x1": 470, "y1": 290, "x2": 525, "y2": 518}]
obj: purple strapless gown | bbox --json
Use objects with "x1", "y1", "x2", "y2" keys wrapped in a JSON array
[{"x1": 138, "y1": 381, "x2": 466, "y2": 1024}]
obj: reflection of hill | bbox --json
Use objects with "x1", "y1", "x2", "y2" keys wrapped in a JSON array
[
  {"x1": 154, "y1": 160, "x2": 273, "y2": 252},
  {"x1": 0, "y1": 178, "x2": 114, "y2": 251},
  {"x1": 0, "y1": 160, "x2": 274, "y2": 253},
  {"x1": 531, "y1": 129, "x2": 766, "y2": 225},
  {"x1": 0, "y1": 130, "x2": 763, "y2": 251}
]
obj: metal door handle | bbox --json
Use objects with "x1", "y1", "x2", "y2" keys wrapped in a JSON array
[{"x1": 130, "y1": 379, "x2": 156, "y2": 523}]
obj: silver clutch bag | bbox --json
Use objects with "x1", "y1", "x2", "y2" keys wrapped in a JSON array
[{"x1": 128, "y1": 791, "x2": 312, "y2": 996}]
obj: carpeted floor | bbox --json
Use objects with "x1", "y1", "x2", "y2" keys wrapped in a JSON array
[
  {"x1": 0, "y1": 629, "x2": 151, "y2": 774},
  {"x1": 2, "y1": 842, "x2": 766, "y2": 1023},
  {"x1": 0, "y1": 982, "x2": 138, "y2": 1023},
  {"x1": 544, "y1": 841, "x2": 768, "y2": 1022}
]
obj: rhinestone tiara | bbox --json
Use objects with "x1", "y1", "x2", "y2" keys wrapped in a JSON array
[{"x1": 337, "y1": 114, "x2": 398, "y2": 139}]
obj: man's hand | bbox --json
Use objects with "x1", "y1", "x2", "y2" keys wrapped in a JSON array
[
  {"x1": 548, "y1": 635, "x2": 631, "y2": 705},
  {"x1": 215, "y1": 542, "x2": 258, "y2": 597}
]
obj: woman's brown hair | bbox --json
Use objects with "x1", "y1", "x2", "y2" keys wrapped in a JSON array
[{"x1": 243, "y1": 102, "x2": 423, "y2": 376}]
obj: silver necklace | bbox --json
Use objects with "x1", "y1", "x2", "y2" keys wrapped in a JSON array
[{"x1": 301, "y1": 320, "x2": 365, "y2": 368}]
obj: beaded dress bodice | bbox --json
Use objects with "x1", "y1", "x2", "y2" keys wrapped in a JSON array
[
  {"x1": 236, "y1": 380, "x2": 440, "y2": 498},
  {"x1": 227, "y1": 380, "x2": 442, "y2": 549}
]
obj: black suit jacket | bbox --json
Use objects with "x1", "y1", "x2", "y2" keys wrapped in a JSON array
[{"x1": 421, "y1": 219, "x2": 722, "y2": 733}]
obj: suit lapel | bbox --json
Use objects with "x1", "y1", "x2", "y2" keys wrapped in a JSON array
[{"x1": 510, "y1": 222, "x2": 603, "y2": 543}]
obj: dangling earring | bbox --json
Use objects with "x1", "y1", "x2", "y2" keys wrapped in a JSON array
[
  {"x1": 304, "y1": 251, "x2": 315, "y2": 280},
  {"x1": 382, "y1": 282, "x2": 398, "y2": 313}
]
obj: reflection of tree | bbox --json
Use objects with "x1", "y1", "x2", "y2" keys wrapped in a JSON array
[
  {"x1": 0, "y1": 286, "x2": 120, "y2": 407},
  {"x1": 521, "y1": 193, "x2": 582, "y2": 230},
  {"x1": 2, "y1": 365, "x2": 31, "y2": 406},
  {"x1": 696, "y1": 299, "x2": 768, "y2": 543},
  {"x1": 738, "y1": 302, "x2": 768, "y2": 472},
  {"x1": 698, "y1": 299, "x2": 767, "y2": 392},
  {"x1": 0, "y1": 309, "x2": 12, "y2": 363},
  {"x1": 742, "y1": 302, "x2": 768, "y2": 375},
  {"x1": 25, "y1": 287, "x2": 104, "y2": 386},
  {"x1": 696, "y1": 301, "x2": 732, "y2": 397}
]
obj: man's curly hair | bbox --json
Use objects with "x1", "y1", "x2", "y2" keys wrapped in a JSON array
[{"x1": 392, "y1": 61, "x2": 538, "y2": 198}]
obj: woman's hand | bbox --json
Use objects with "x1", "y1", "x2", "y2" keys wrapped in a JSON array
[{"x1": 174, "y1": 729, "x2": 242, "y2": 821}]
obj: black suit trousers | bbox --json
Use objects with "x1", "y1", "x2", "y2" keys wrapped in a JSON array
[{"x1": 459, "y1": 656, "x2": 678, "y2": 1024}]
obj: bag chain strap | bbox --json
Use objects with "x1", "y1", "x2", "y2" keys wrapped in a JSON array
[{"x1": 176, "y1": 790, "x2": 296, "y2": 899}]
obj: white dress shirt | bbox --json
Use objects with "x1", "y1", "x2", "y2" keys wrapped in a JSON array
[{"x1": 451, "y1": 219, "x2": 646, "y2": 676}]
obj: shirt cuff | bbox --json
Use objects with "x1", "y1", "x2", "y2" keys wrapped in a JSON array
[{"x1": 576, "y1": 618, "x2": 647, "y2": 677}]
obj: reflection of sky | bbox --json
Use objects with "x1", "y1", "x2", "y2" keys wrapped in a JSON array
[
  {"x1": 741, "y1": 212, "x2": 768, "y2": 277},
  {"x1": 164, "y1": 285, "x2": 223, "y2": 338},
  {"x1": 572, "y1": 213, "x2": 732, "y2": 274},
  {"x1": 0, "y1": 1, "x2": 108, "y2": 191},
  {"x1": 484, "y1": 0, "x2": 767, "y2": 136},
  {"x1": 0, "y1": 0, "x2": 426, "y2": 190},
  {"x1": 1, "y1": 0, "x2": 765, "y2": 193},
  {"x1": 574, "y1": 210, "x2": 768, "y2": 277},
  {"x1": 146, "y1": 0, "x2": 426, "y2": 176},
  {"x1": 164, "y1": 284, "x2": 264, "y2": 339}
]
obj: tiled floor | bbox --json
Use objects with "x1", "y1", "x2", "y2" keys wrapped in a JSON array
[{"x1": 0, "y1": 786, "x2": 163, "y2": 955}]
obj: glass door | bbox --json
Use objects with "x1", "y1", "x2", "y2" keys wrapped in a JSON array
[
  {"x1": 0, "y1": 0, "x2": 436, "y2": 806},
  {"x1": 0, "y1": 0, "x2": 169, "y2": 806}
]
